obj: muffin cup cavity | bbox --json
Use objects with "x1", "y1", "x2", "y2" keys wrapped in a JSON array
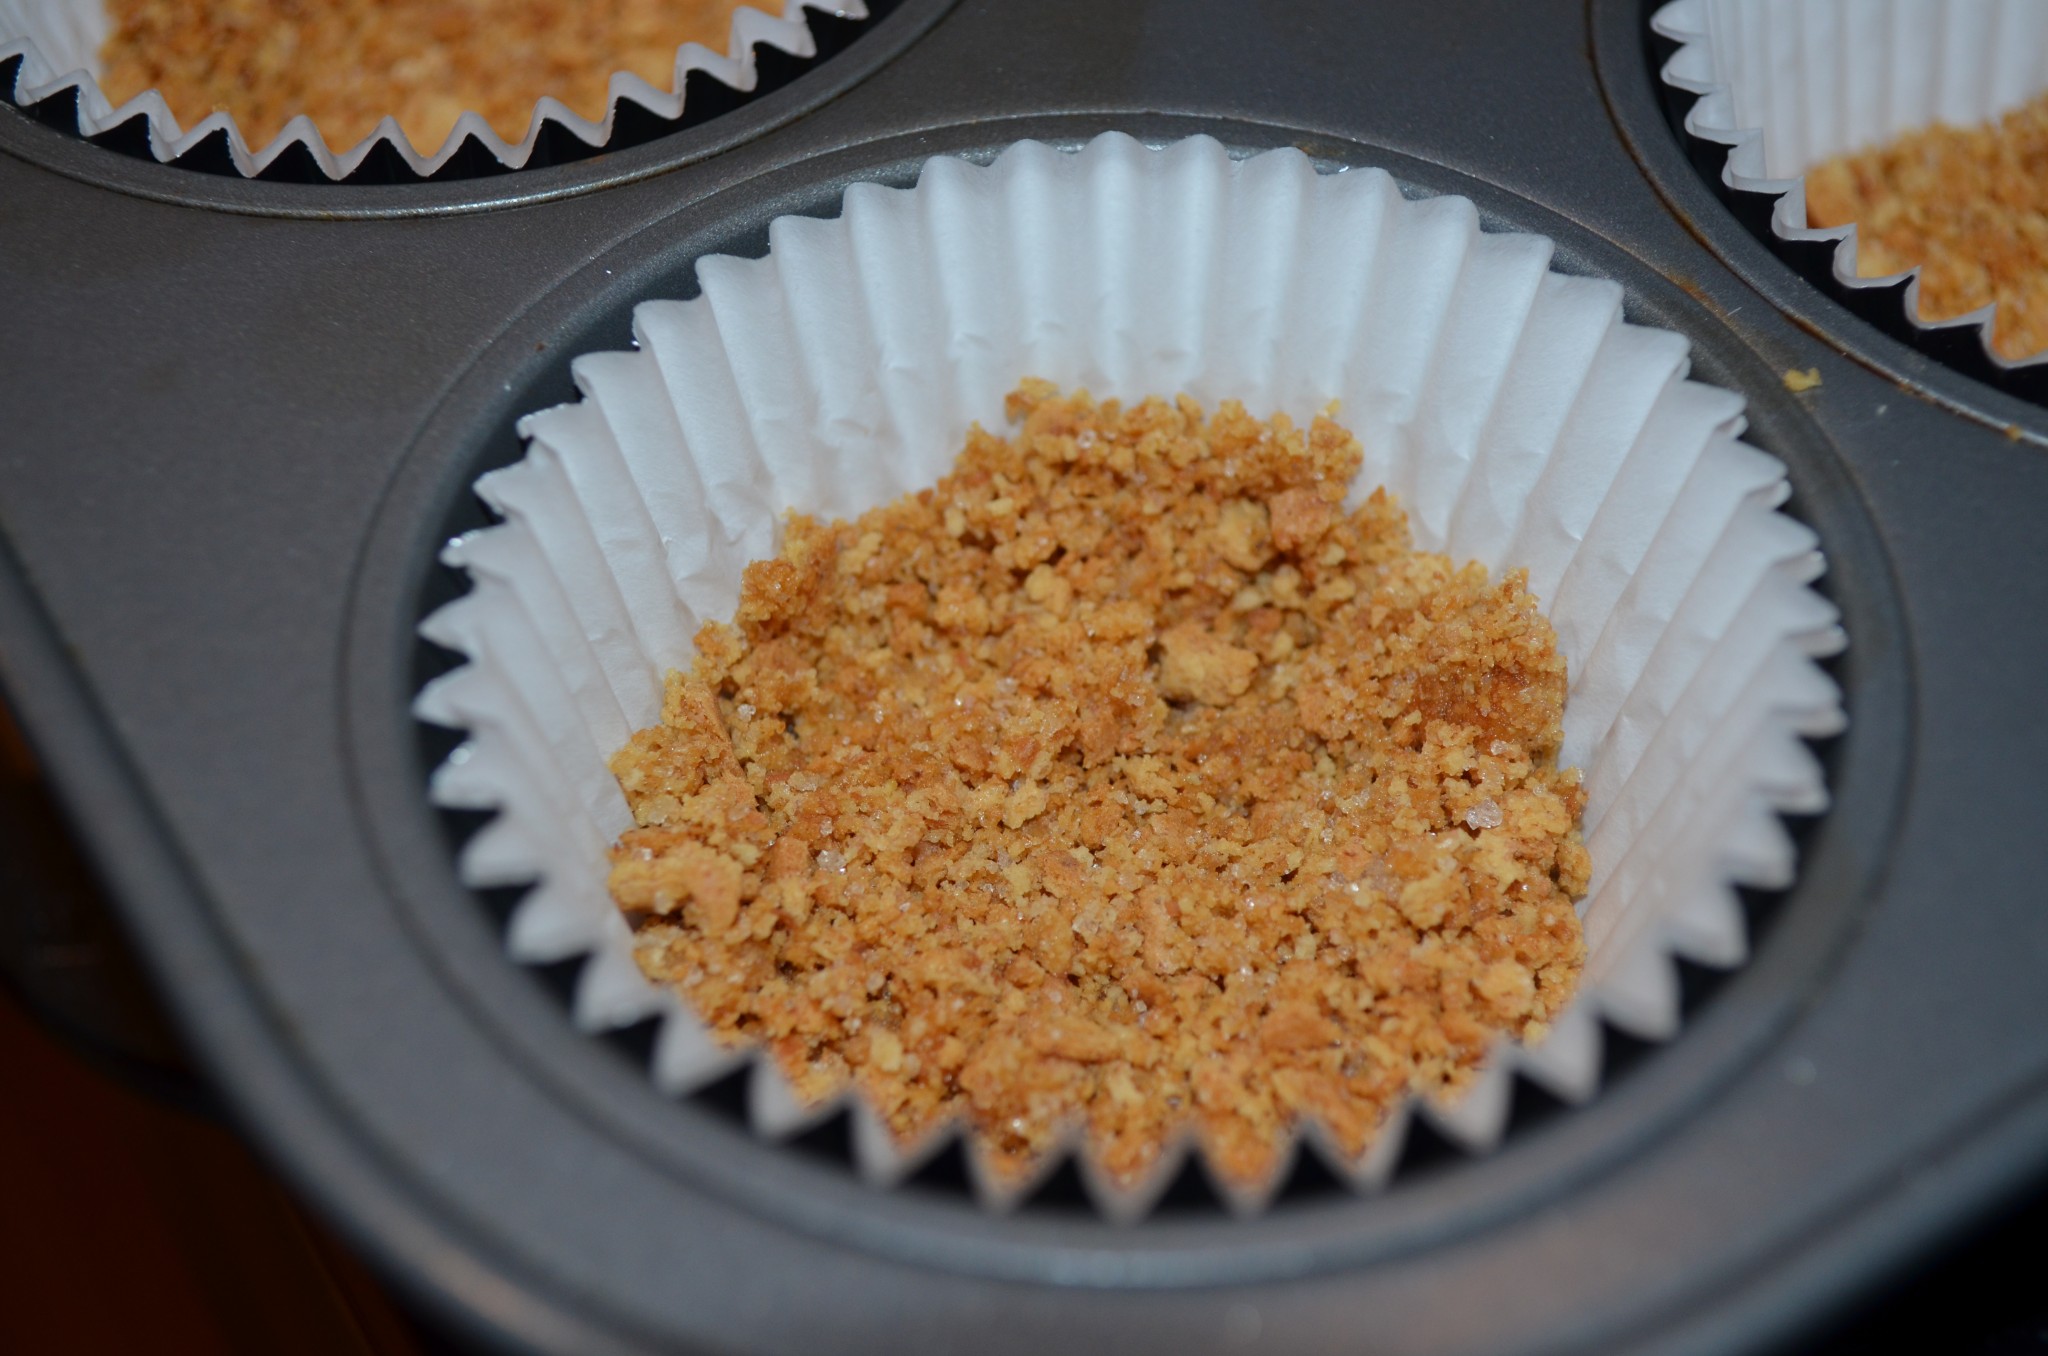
[
  {"x1": 414, "y1": 133, "x2": 1845, "y2": 1218},
  {"x1": 0, "y1": 0, "x2": 866, "y2": 181},
  {"x1": 1652, "y1": 0, "x2": 2048, "y2": 396}
]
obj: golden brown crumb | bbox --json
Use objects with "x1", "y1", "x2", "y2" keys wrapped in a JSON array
[
  {"x1": 99, "y1": 0, "x2": 756, "y2": 151},
  {"x1": 1782, "y1": 367, "x2": 1822, "y2": 393},
  {"x1": 1807, "y1": 92, "x2": 2048, "y2": 361},
  {"x1": 609, "y1": 383, "x2": 1589, "y2": 1191}
]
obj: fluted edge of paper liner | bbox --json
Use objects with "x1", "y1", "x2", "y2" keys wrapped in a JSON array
[
  {"x1": 414, "y1": 132, "x2": 1847, "y2": 1220},
  {"x1": 1652, "y1": 0, "x2": 2048, "y2": 375},
  {"x1": 0, "y1": 0, "x2": 865, "y2": 179}
]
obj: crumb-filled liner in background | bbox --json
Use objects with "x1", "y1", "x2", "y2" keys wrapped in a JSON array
[
  {"x1": 1653, "y1": 0, "x2": 2048, "y2": 401},
  {"x1": 414, "y1": 133, "x2": 1846, "y2": 1220},
  {"x1": 0, "y1": 0, "x2": 868, "y2": 181}
]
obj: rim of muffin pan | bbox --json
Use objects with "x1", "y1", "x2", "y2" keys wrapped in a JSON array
[
  {"x1": 0, "y1": 0, "x2": 954, "y2": 216},
  {"x1": 339, "y1": 114, "x2": 1908, "y2": 1263}
]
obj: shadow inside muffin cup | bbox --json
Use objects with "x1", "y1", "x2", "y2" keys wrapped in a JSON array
[
  {"x1": 413, "y1": 132, "x2": 1846, "y2": 1220},
  {"x1": 0, "y1": 0, "x2": 876, "y2": 182}
]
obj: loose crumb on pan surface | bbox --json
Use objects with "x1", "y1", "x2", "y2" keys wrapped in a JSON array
[
  {"x1": 609, "y1": 383, "x2": 1590, "y2": 1192},
  {"x1": 1807, "y1": 90, "x2": 2048, "y2": 362},
  {"x1": 98, "y1": 0, "x2": 755, "y2": 152}
]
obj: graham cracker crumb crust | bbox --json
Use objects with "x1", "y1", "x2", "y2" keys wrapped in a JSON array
[
  {"x1": 99, "y1": 0, "x2": 756, "y2": 152},
  {"x1": 609, "y1": 383, "x2": 1589, "y2": 1191},
  {"x1": 1808, "y1": 90, "x2": 2048, "y2": 362}
]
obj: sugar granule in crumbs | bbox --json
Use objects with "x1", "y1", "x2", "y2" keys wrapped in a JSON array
[{"x1": 609, "y1": 382, "x2": 1590, "y2": 1190}]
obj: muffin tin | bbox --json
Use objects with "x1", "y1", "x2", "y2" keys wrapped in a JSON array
[{"x1": 1, "y1": 0, "x2": 2044, "y2": 1353}]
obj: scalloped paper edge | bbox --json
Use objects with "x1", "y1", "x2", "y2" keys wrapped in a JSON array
[
  {"x1": 415, "y1": 133, "x2": 1848, "y2": 1220},
  {"x1": 0, "y1": 0, "x2": 866, "y2": 179},
  {"x1": 1651, "y1": 0, "x2": 2048, "y2": 377}
]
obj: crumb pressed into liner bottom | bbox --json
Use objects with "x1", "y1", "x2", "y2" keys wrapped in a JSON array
[
  {"x1": 607, "y1": 383, "x2": 1590, "y2": 1193},
  {"x1": 1807, "y1": 89, "x2": 2048, "y2": 362},
  {"x1": 98, "y1": 0, "x2": 758, "y2": 151}
]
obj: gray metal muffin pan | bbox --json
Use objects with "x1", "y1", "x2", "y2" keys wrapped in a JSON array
[{"x1": 1, "y1": 0, "x2": 2045, "y2": 1352}]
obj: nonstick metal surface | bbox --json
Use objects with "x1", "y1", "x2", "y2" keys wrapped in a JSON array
[{"x1": 1, "y1": 3, "x2": 2043, "y2": 1354}]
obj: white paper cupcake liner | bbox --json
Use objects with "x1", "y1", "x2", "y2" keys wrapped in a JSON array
[
  {"x1": 1652, "y1": 0, "x2": 2048, "y2": 381},
  {"x1": 0, "y1": 0, "x2": 865, "y2": 180},
  {"x1": 414, "y1": 132, "x2": 1847, "y2": 1219}
]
